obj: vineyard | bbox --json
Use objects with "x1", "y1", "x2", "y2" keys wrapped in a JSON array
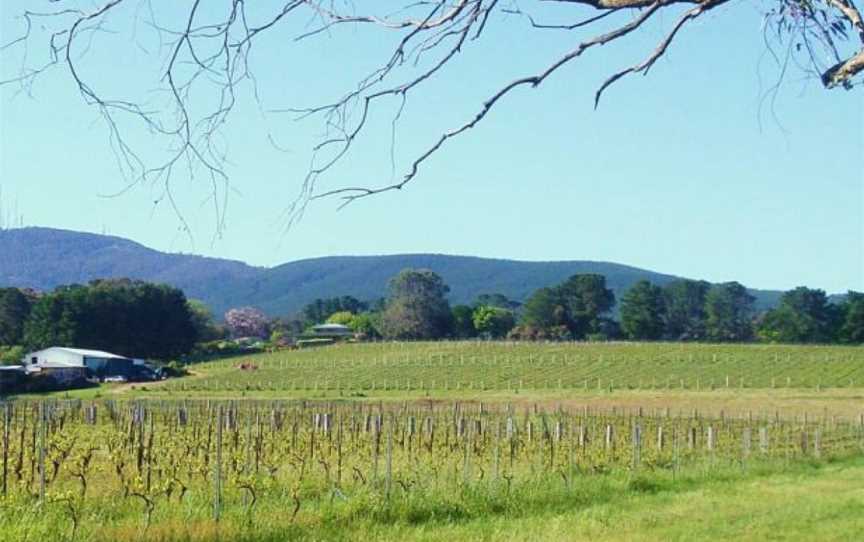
[
  {"x1": 0, "y1": 398, "x2": 862, "y2": 541},
  {"x1": 163, "y1": 341, "x2": 864, "y2": 394}
]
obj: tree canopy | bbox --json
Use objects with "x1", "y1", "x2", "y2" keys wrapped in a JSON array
[
  {"x1": 704, "y1": 282, "x2": 756, "y2": 342},
  {"x1": 757, "y1": 287, "x2": 842, "y2": 343},
  {"x1": 663, "y1": 279, "x2": 710, "y2": 341},
  {"x1": 620, "y1": 280, "x2": 666, "y2": 340},
  {"x1": 380, "y1": 269, "x2": 453, "y2": 340},
  {"x1": 23, "y1": 279, "x2": 197, "y2": 359},
  {"x1": 0, "y1": 288, "x2": 33, "y2": 346}
]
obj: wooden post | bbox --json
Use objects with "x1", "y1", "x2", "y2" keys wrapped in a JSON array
[
  {"x1": 2, "y1": 403, "x2": 8, "y2": 497},
  {"x1": 38, "y1": 402, "x2": 46, "y2": 505},
  {"x1": 214, "y1": 406, "x2": 223, "y2": 522},
  {"x1": 707, "y1": 426, "x2": 715, "y2": 453},
  {"x1": 814, "y1": 428, "x2": 821, "y2": 459},
  {"x1": 386, "y1": 415, "x2": 393, "y2": 500},
  {"x1": 632, "y1": 424, "x2": 642, "y2": 469}
]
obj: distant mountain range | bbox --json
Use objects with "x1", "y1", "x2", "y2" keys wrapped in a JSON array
[{"x1": 0, "y1": 227, "x2": 787, "y2": 318}]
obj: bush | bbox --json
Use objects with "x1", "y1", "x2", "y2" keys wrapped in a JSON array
[{"x1": 0, "y1": 345, "x2": 24, "y2": 365}]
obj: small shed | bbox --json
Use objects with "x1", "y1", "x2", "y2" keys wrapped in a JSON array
[{"x1": 310, "y1": 323, "x2": 354, "y2": 338}]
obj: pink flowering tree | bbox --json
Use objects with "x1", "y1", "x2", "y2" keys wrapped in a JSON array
[{"x1": 224, "y1": 307, "x2": 270, "y2": 339}]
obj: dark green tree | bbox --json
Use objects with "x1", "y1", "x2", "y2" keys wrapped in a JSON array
[
  {"x1": 187, "y1": 299, "x2": 225, "y2": 342},
  {"x1": 380, "y1": 269, "x2": 453, "y2": 340},
  {"x1": 520, "y1": 287, "x2": 567, "y2": 330},
  {"x1": 0, "y1": 288, "x2": 34, "y2": 345},
  {"x1": 757, "y1": 287, "x2": 840, "y2": 343},
  {"x1": 557, "y1": 274, "x2": 616, "y2": 339},
  {"x1": 838, "y1": 291, "x2": 864, "y2": 344},
  {"x1": 662, "y1": 279, "x2": 710, "y2": 340},
  {"x1": 451, "y1": 305, "x2": 477, "y2": 339},
  {"x1": 23, "y1": 279, "x2": 197, "y2": 360},
  {"x1": 704, "y1": 282, "x2": 755, "y2": 342},
  {"x1": 620, "y1": 280, "x2": 666, "y2": 340}
]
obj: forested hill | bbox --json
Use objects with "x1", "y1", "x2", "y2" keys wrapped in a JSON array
[{"x1": 0, "y1": 227, "x2": 784, "y2": 317}]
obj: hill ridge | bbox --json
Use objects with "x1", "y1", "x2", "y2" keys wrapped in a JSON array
[{"x1": 0, "y1": 227, "x2": 784, "y2": 317}]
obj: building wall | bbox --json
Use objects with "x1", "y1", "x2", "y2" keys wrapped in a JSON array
[{"x1": 26, "y1": 348, "x2": 85, "y2": 367}]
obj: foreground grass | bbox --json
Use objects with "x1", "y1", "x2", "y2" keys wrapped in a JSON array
[
  {"x1": 381, "y1": 459, "x2": 864, "y2": 542},
  {"x1": 4, "y1": 456, "x2": 862, "y2": 541}
]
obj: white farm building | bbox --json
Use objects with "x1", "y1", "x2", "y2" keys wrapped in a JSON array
[{"x1": 24, "y1": 347, "x2": 135, "y2": 377}]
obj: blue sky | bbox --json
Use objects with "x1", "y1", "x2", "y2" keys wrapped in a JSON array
[{"x1": 0, "y1": 2, "x2": 861, "y2": 293}]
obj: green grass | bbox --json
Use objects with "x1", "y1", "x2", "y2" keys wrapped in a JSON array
[{"x1": 5, "y1": 454, "x2": 861, "y2": 541}]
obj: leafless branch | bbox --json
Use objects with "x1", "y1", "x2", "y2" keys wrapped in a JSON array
[{"x1": 1, "y1": 0, "x2": 860, "y2": 232}]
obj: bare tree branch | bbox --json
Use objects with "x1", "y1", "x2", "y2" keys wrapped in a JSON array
[{"x1": 0, "y1": 0, "x2": 860, "y2": 231}]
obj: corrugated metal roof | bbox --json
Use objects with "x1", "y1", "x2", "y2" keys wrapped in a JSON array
[
  {"x1": 312, "y1": 324, "x2": 351, "y2": 330},
  {"x1": 39, "y1": 347, "x2": 128, "y2": 359}
]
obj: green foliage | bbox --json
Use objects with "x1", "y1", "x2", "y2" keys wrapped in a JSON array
[
  {"x1": 451, "y1": 305, "x2": 477, "y2": 338},
  {"x1": 663, "y1": 279, "x2": 710, "y2": 340},
  {"x1": 705, "y1": 282, "x2": 755, "y2": 342},
  {"x1": 380, "y1": 269, "x2": 453, "y2": 340},
  {"x1": 302, "y1": 296, "x2": 368, "y2": 325},
  {"x1": 0, "y1": 345, "x2": 24, "y2": 365},
  {"x1": 757, "y1": 287, "x2": 840, "y2": 344},
  {"x1": 0, "y1": 288, "x2": 33, "y2": 346},
  {"x1": 472, "y1": 305, "x2": 516, "y2": 338},
  {"x1": 557, "y1": 274, "x2": 616, "y2": 338},
  {"x1": 346, "y1": 312, "x2": 381, "y2": 338},
  {"x1": 326, "y1": 311, "x2": 355, "y2": 325},
  {"x1": 269, "y1": 329, "x2": 286, "y2": 346},
  {"x1": 187, "y1": 299, "x2": 224, "y2": 342},
  {"x1": 521, "y1": 288, "x2": 567, "y2": 330},
  {"x1": 621, "y1": 280, "x2": 666, "y2": 340},
  {"x1": 22, "y1": 279, "x2": 198, "y2": 359},
  {"x1": 520, "y1": 275, "x2": 615, "y2": 340},
  {"x1": 838, "y1": 291, "x2": 864, "y2": 344}
]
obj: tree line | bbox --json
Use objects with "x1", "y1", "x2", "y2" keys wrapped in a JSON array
[
  {"x1": 287, "y1": 271, "x2": 863, "y2": 345},
  {"x1": 0, "y1": 279, "x2": 200, "y2": 362},
  {"x1": 1, "y1": 271, "x2": 861, "y2": 365}
]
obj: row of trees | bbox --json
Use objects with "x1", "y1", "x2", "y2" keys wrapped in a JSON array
[
  {"x1": 619, "y1": 280, "x2": 754, "y2": 342},
  {"x1": 290, "y1": 271, "x2": 863, "y2": 345},
  {"x1": 0, "y1": 280, "x2": 201, "y2": 361},
  {"x1": 2, "y1": 272, "x2": 860, "y2": 361},
  {"x1": 617, "y1": 280, "x2": 863, "y2": 344}
]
